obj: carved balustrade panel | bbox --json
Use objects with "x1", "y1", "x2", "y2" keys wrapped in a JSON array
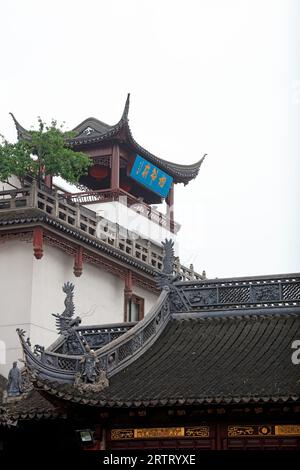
[{"x1": 170, "y1": 275, "x2": 300, "y2": 313}]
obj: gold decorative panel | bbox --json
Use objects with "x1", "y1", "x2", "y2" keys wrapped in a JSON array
[
  {"x1": 275, "y1": 425, "x2": 300, "y2": 436},
  {"x1": 185, "y1": 426, "x2": 210, "y2": 437},
  {"x1": 111, "y1": 426, "x2": 210, "y2": 440},
  {"x1": 134, "y1": 427, "x2": 184, "y2": 439}
]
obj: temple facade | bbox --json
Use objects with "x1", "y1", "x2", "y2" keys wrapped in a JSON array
[
  {"x1": 2, "y1": 98, "x2": 299, "y2": 454},
  {"x1": 0, "y1": 96, "x2": 205, "y2": 377}
]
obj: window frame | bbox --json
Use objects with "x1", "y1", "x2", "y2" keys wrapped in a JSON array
[{"x1": 124, "y1": 294, "x2": 144, "y2": 322}]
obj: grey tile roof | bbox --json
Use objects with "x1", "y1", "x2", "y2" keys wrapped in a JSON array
[
  {"x1": 32, "y1": 308, "x2": 300, "y2": 407},
  {"x1": 0, "y1": 389, "x2": 62, "y2": 424},
  {"x1": 0, "y1": 209, "x2": 45, "y2": 225}
]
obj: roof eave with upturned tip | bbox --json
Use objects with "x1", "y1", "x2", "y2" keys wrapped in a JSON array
[{"x1": 10, "y1": 94, "x2": 206, "y2": 185}]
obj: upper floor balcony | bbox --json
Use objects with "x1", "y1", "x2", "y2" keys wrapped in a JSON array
[{"x1": 65, "y1": 187, "x2": 180, "y2": 235}]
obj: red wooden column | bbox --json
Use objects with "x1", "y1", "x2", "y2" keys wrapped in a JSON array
[
  {"x1": 44, "y1": 175, "x2": 53, "y2": 189},
  {"x1": 33, "y1": 227, "x2": 43, "y2": 259},
  {"x1": 166, "y1": 183, "x2": 174, "y2": 233},
  {"x1": 111, "y1": 144, "x2": 120, "y2": 189},
  {"x1": 73, "y1": 246, "x2": 83, "y2": 277},
  {"x1": 124, "y1": 270, "x2": 133, "y2": 298}
]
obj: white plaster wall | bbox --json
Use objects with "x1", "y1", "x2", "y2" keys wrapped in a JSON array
[
  {"x1": 30, "y1": 244, "x2": 125, "y2": 349},
  {"x1": 0, "y1": 241, "x2": 33, "y2": 377},
  {"x1": 0, "y1": 240, "x2": 159, "y2": 378}
]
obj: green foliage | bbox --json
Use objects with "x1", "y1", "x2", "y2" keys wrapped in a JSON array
[{"x1": 0, "y1": 118, "x2": 91, "y2": 184}]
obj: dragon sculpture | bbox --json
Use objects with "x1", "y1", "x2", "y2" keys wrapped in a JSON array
[
  {"x1": 52, "y1": 282, "x2": 81, "y2": 335},
  {"x1": 156, "y1": 239, "x2": 181, "y2": 290}
]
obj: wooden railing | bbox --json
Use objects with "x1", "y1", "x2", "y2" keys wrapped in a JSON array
[{"x1": 0, "y1": 184, "x2": 203, "y2": 280}]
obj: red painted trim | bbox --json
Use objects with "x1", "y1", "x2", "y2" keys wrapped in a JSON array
[
  {"x1": 33, "y1": 227, "x2": 43, "y2": 259},
  {"x1": 74, "y1": 245, "x2": 83, "y2": 277},
  {"x1": 124, "y1": 270, "x2": 133, "y2": 295}
]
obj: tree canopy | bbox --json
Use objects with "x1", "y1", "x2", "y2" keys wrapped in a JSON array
[{"x1": 0, "y1": 118, "x2": 91, "y2": 184}]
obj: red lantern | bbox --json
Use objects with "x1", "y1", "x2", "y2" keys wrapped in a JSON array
[{"x1": 89, "y1": 165, "x2": 109, "y2": 180}]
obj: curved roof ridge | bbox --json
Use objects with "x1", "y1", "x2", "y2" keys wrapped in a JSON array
[
  {"x1": 71, "y1": 116, "x2": 113, "y2": 134},
  {"x1": 9, "y1": 95, "x2": 206, "y2": 185},
  {"x1": 9, "y1": 113, "x2": 32, "y2": 140},
  {"x1": 124, "y1": 122, "x2": 205, "y2": 182},
  {"x1": 171, "y1": 306, "x2": 300, "y2": 321},
  {"x1": 71, "y1": 93, "x2": 130, "y2": 136}
]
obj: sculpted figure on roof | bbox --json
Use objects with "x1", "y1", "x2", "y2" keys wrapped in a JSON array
[
  {"x1": 80, "y1": 345, "x2": 98, "y2": 384},
  {"x1": 7, "y1": 361, "x2": 22, "y2": 397}
]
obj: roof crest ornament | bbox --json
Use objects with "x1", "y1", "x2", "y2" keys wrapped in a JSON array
[
  {"x1": 52, "y1": 282, "x2": 82, "y2": 335},
  {"x1": 156, "y1": 239, "x2": 182, "y2": 291}
]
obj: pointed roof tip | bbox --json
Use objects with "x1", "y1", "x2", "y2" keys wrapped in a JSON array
[
  {"x1": 198, "y1": 153, "x2": 207, "y2": 165},
  {"x1": 9, "y1": 113, "x2": 31, "y2": 140},
  {"x1": 195, "y1": 153, "x2": 207, "y2": 166},
  {"x1": 121, "y1": 93, "x2": 130, "y2": 121},
  {"x1": 9, "y1": 112, "x2": 24, "y2": 129},
  {"x1": 9, "y1": 112, "x2": 18, "y2": 126}
]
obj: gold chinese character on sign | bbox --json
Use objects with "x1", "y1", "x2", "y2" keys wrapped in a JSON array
[
  {"x1": 141, "y1": 164, "x2": 151, "y2": 178},
  {"x1": 158, "y1": 177, "x2": 166, "y2": 188},
  {"x1": 150, "y1": 167, "x2": 158, "y2": 181}
]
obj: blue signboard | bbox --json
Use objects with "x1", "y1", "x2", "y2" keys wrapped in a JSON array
[{"x1": 130, "y1": 155, "x2": 173, "y2": 198}]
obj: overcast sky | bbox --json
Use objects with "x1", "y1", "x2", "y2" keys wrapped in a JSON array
[{"x1": 0, "y1": 0, "x2": 299, "y2": 278}]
